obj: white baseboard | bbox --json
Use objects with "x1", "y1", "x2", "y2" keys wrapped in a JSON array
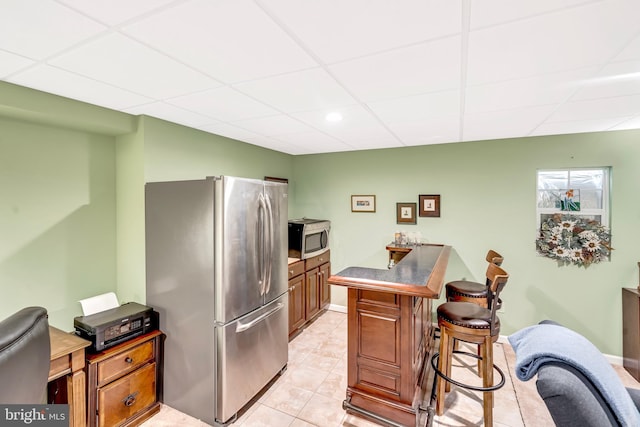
[{"x1": 328, "y1": 304, "x2": 347, "y2": 313}]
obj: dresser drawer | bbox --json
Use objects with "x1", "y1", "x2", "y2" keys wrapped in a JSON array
[
  {"x1": 288, "y1": 260, "x2": 305, "y2": 279},
  {"x1": 97, "y1": 362, "x2": 156, "y2": 427},
  {"x1": 97, "y1": 340, "x2": 154, "y2": 386}
]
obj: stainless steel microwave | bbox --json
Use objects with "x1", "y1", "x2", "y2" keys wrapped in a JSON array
[{"x1": 288, "y1": 218, "x2": 330, "y2": 259}]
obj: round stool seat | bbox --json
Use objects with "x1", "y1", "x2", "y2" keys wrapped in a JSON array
[
  {"x1": 437, "y1": 301, "x2": 499, "y2": 331},
  {"x1": 446, "y1": 280, "x2": 486, "y2": 299}
]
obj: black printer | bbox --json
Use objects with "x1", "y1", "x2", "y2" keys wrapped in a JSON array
[{"x1": 74, "y1": 302, "x2": 158, "y2": 352}]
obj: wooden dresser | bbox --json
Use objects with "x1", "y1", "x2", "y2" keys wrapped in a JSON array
[{"x1": 85, "y1": 330, "x2": 164, "y2": 427}]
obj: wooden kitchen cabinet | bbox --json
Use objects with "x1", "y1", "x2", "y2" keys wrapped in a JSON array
[
  {"x1": 305, "y1": 251, "x2": 331, "y2": 323},
  {"x1": 306, "y1": 267, "x2": 321, "y2": 320},
  {"x1": 288, "y1": 251, "x2": 331, "y2": 338},
  {"x1": 288, "y1": 260, "x2": 306, "y2": 336},
  {"x1": 86, "y1": 330, "x2": 164, "y2": 427},
  {"x1": 320, "y1": 261, "x2": 331, "y2": 308}
]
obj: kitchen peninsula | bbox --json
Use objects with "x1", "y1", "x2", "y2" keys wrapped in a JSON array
[{"x1": 328, "y1": 243, "x2": 451, "y2": 427}]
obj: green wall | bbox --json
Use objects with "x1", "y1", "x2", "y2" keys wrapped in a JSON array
[
  {"x1": 0, "y1": 82, "x2": 294, "y2": 331},
  {"x1": 292, "y1": 131, "x2": 640, "y2": 355},
  {"x1": 1, "y1": 81, "x2": 638, "y2": 357},
  {"x1": 0, "y1": 116, "x2": 117, "y2": 329},
  {"x1": 116, "y1": 116, "x2": 295, "y2": 304}
]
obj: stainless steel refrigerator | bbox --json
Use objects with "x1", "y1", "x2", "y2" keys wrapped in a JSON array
[{"x1": 145, "y1": 176, "x2": 288, "y2": 426}]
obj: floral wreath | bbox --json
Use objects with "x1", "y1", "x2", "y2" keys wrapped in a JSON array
[{"x1": 535, "y1": 214, "x2": 612, "y2": 267}]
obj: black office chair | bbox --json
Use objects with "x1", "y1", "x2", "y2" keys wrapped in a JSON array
[{"x1": 0, "y1": 306, "x2": 51, "y2": 403}]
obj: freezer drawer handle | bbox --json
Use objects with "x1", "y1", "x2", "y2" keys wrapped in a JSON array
[{"x1": 236, "y1": 303, "x2": 284, "y2": 333}]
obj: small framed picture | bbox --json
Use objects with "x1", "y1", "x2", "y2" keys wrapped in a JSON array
[
  {"x1": 419, "y1": 195, "x2": 440, "y2": 217},
  {"x1": 351, "y1": 195, "x2": 376, "y2": 212},
  {"x1": 396, "y1": 202, "x2": 417, "y2": 224}
]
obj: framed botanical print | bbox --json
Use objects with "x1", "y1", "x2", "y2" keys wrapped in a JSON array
[
  {"x1": 419, "y1": 194, "x2": 440, "y2": 217},
  {"x1": 396, "y1": 202, "x2": 417, "y2": 224}
]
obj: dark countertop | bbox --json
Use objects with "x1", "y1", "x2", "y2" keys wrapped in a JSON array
[{"x1": 328, "y1": 243, "x2": 451, "y2": 298}]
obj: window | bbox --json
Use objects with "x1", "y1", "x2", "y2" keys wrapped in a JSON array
[{"x1": 536, "y1": 168, "x2": 610, "y2": 226}]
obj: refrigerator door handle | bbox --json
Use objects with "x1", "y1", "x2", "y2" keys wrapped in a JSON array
[
  {"x1": 264, "y1": 193, "x2": 274, "y2": 294},
  {"x1": 235, "y1": 303, "x2": 284, "y2": 333},
  {"x1": 258, "y1": 193, "x2": 267, "y2": 295}
]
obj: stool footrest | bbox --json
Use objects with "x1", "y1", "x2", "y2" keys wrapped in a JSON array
[{"x1": 431, "y1": 350, "x2": 506, "y2": 392}]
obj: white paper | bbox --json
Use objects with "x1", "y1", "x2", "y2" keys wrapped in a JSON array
[{"x1": 79, "y1": 292, "x2": 119, "y2": 316}]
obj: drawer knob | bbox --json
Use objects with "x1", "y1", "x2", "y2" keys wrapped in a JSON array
[
  {"x1": 122, "y1": 391, "x2": 138, "y2": 407},
  {"x1": 289, "y1": 270, "x2": 294, "y2": 274},
  {"x1": 125, "y1": 357, "x2": 133, "y2": 364}
]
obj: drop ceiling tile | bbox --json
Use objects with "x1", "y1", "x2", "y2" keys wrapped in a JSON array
[
  {"x1": 291, "y1": 104, "x2": 399, "y2": 146},
  {"x1": 272, "y1": 131, "x2": 352, "y2": 153},
  {"x1": 0, "y1": 0, "x2": 106, "y2": 60},
  {"x1": 0, "y1": 51, "x2": 33, "y2": 77},
  {"x1": 614, "y1": 33, "x2": 640, "y2": 62},
  {"x1": 531, "y1": 117, "x2": 633, "y2": 136},
  {"x1": 2, "y1": 0, "x2": 640, "y2": 154},
  {"x1": 122, "y1": 0, "x2": 317, "y2": 83},
  {"x1": 243, "y1": 135, "x2": 310, "y2": 155},
  {"x1": 194, "y1": 122, "x2": 262, "y2": 143},
  {"x1": 234, "y1": 68, "x2": 357, "y2": 113},
  {"x1": 469, "y1": 0, "x2": 593, "y2": 30},
  {"x1": 367, "y1": 90, "x2": 460, "y2": 123},
  {"x1": 330, "y1": 36, "x2": 461, "y2": 102},
  {"x1": 546, "y1": 94, "x2": 640, "y2": 122},
  {"x1": 610, "y1": 115, "x2": 640, "y2": 130},
  {"x1": 570, "y1": 61, "x2": 640, "y2": 100},
  {"x1": 232, "y1": 114, "x2": 314, "y2": 136},
  {"x1": 57, "y1": 0, "x2": 176, "y2": 26},
  {"x1": 383, "y1": 116, "x2": 460, "y2": 146},
  {"x1": 8, "y1": 64, "x2": 153, "y2": 110},
  {"x1": 49, "y1": 33, "x2": 220, "y2": 99},
  {"x1": 125, "y1": 102, "x2": 217, "y2": 127},
  {"x1": 343, "y1": 136, "x2": 405, "y2": 150},
  {"x1": 467, "y1": 1, "x2": 640, "y2": 85},
  {"x1": 465, "y1": 67, "x2": 597, "y2": 113},
  {"x1": 463, "y1": 105, "x2": 557, "y2": 142},
  {"x1": 167, "y1": 86, "x2": 278, "y2": 122},
  {"x1": 263, "y1": 0, "x2": 461, "y2": 64}
]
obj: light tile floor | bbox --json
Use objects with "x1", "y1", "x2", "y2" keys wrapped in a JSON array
[{"x1": 139, "y1": 310, "x2": 541, "y2": 426}]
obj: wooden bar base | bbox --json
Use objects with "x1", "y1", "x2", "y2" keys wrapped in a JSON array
[
  {"x1": 345, "y1": 288, "x2": 435, "y2": 427},
  {"x1": 330, "y1": 244, "x2": 450, "y2": 426}
]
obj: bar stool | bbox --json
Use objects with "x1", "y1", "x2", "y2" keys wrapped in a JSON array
[
  {"x1": 433, "y1": 263, "x2": 509, "y2": 427},
  {"x1": 446, "y1": 250, "x2": 504, "y2": 371},
  {"x1": 445, "y1": 249, "x2": 504, "y2": 308}
]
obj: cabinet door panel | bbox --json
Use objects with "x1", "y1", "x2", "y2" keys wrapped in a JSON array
[
  {"x1": 306, "y1": 268, "x2": 321, "y2": 320},
  {"x1": 289, "y1": 275, "x2": 305, "y2": 335},
  {"x1": 320, "y1": 262, "x2": 331, "y2": 309}
]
